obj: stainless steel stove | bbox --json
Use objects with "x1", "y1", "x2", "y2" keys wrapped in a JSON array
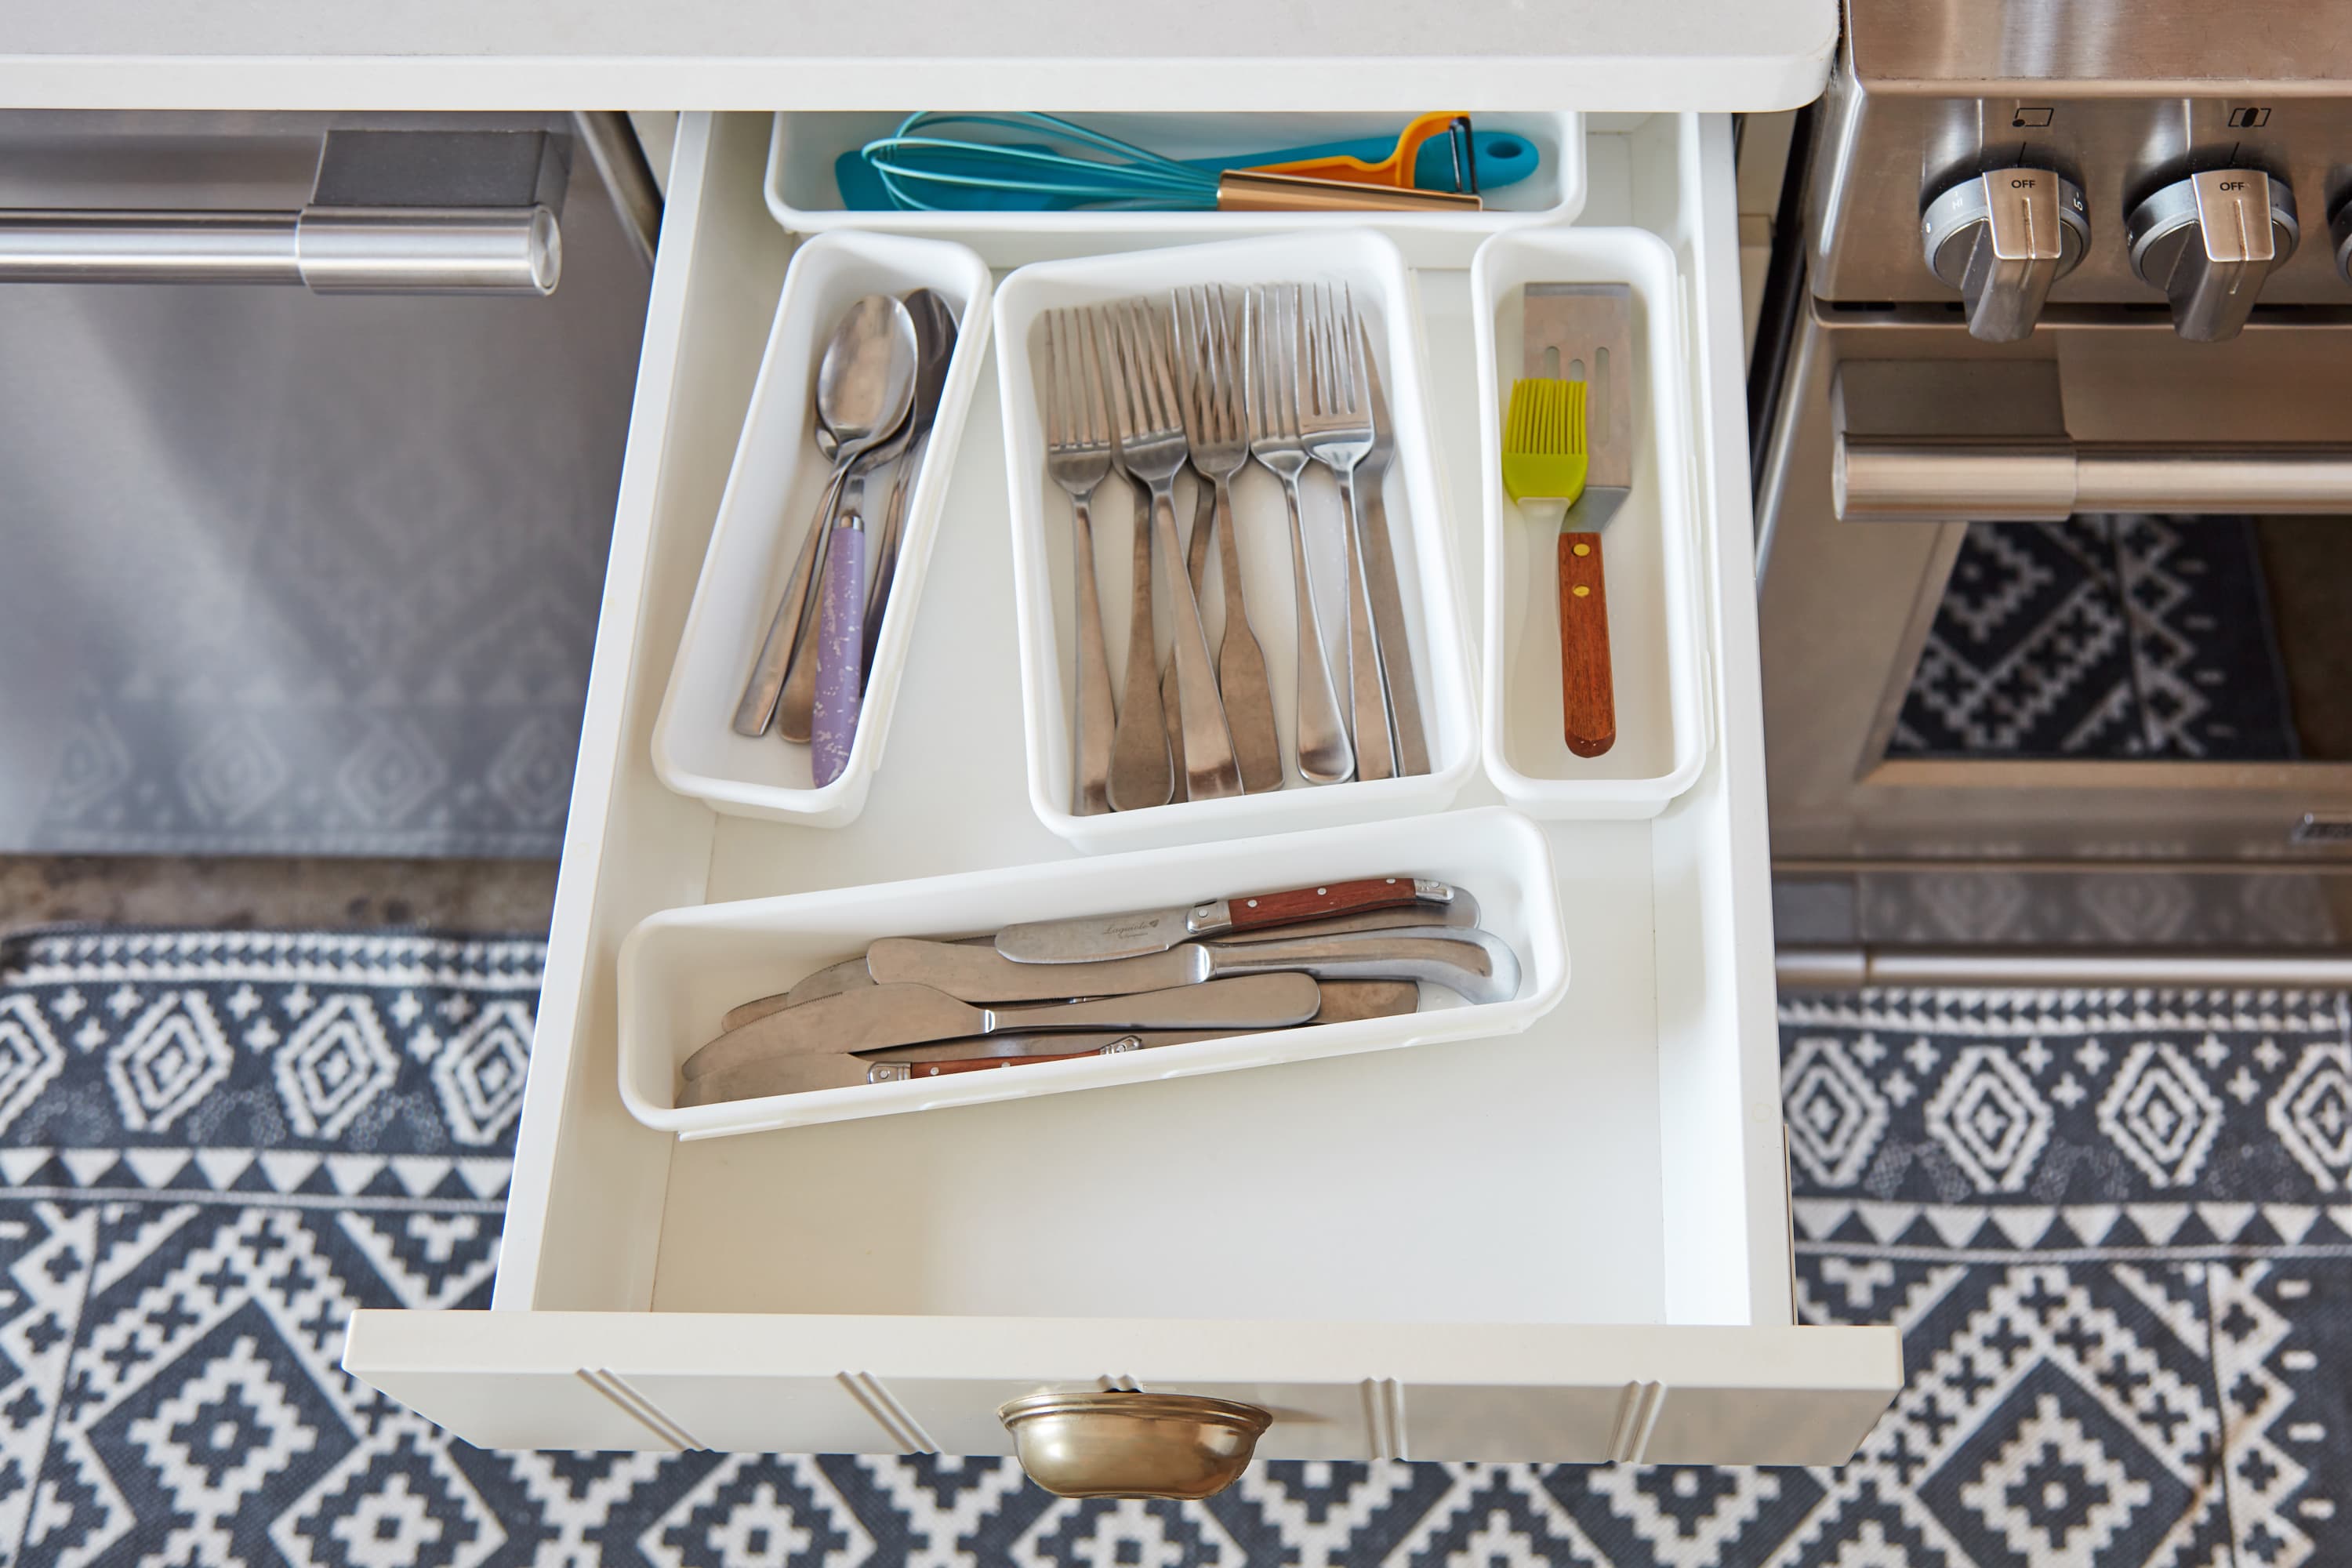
[{"x1": 1751, "y1": 0, "x2": 2352, "y2": 971}]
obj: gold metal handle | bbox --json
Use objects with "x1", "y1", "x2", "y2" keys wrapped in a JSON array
[
  {"x1": 1214, "y1": 170, "x2": 1482, "y2": 212},
  {"x1": 998, "y1": 1391, "x2": 1272, "y2": 1500}
]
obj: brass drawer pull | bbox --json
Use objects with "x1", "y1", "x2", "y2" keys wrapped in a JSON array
[{"x1": 999, "y1": 1390, "x2": 1272, "y2": 1500}]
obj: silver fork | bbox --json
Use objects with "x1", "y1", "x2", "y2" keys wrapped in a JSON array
[
  {"x1": 1243, "y1": 285, "x2": 1352, "y2": 785},
  {"x1": 1298, "y1": 282, "x2": 1396, "y2": 782},
  {"x1": 1173, "y1": 285, "x2": 1282, "y2": 795},
  {"x1": 1353, "y1": 314, "x2": 1430, "y2": 776},
  {"x1": 1102, "y1": 299, "x2": 1240, "y2": 803},
  {"x1": 1043, "y1": 309, "x2": 1118, "y2": 817},
  {"x1": 1159, "y1": 440, "x2": 1214, "y2": 800},
  {"x1": 1093, "y1": 303, "x2": 1172, "y2": 811}
]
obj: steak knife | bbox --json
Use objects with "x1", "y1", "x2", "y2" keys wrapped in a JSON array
[
  {"x1": 867, "y1": 978, "x2": 1418, "y2": 1062},
  {"x1": 680, "y1": 971, "x2": 1321, "y2": 1081},
  {"x1": 677, "y1": 982, "x2": 1419, "y2": 1107},
  {"x1": 869, "y1": 927, "x2": 1518, "y2": 1006},
  {"x1": 869, "y1": 1042, "x2": 1144, "y2": 1080},
  {"x1": 682, "y1": 1036, "x2": 1156, "y2": 1105},
  {"x1": 996, "y1": 878, "x2": 1458, "y2": 963},
  {"x1": 1211, "y1": 891, "x2": 1479, "y2": 942},
  {"x1": 722, "y1": 901, "x2": 1479, "y2": 1033}
]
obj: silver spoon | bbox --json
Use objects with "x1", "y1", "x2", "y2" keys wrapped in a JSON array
[
  {"x1": 732, "y1": 295, "x2": 919, "y2": 737},
  {"x1": 859, "y1": 289, "x2": 959, "y2": 682},
  {"x1": 786, "y1": 296, "x2": 960, "y2": 747}
]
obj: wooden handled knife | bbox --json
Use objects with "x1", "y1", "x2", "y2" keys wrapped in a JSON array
[
  {"x1": 680, "y1": 972, "x2": 1322, "y2": 1082},
  {"x1": 995, "y1": 878, "x2": 1457, "y2": 964}
]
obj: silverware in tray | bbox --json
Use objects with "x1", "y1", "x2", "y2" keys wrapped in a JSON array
[
  {"x1": 676, "y1": 876, "x2": 1515, "y2": 1108},
  {"x1": 731, "y1": 285, "x2": 959, "y2": 787},
  {"x1": 1038, "y1": 281, "x2": 1431, "y2": 815}
]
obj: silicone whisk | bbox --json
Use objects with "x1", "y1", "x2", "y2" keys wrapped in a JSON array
[{"x1": 851, "y1": 112, "x2": 1534, "y2": 212}]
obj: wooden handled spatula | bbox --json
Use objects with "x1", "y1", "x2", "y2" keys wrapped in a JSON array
[{"x1": 1502, "y1": 282, "x2": 1632, "y2": 758}]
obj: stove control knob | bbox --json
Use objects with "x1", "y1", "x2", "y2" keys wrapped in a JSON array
[
  {"x1": 1921, "y1": 167, "x2": 2089, "y2": 343},
  {"x1": 2129, "y1": 169, "x2": 2299, "y2": 342},
  {"x1": 2332, "y1": 191, "x2": 2352, "y2": 286}
]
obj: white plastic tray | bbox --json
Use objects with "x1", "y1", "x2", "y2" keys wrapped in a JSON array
[
  {"x1": 1470, "y1": 227, "x2": 1710, "y2": 818},
  {"x1": 652, "y1": 230, "x2": 994, "y2": 828},
  {"x1": 764, "y1": 111, "x2": 1588, "y2": 268},
  {"x1": 616, "y1": 807, "x2": 1566, "y2": 1138},
  {"x1": 994, "y1": 229, "x2": 1479, "y2": 854}
]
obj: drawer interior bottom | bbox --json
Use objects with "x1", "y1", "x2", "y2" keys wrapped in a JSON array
[
  {"x1": 639, "y1": 817, "x2": 1664, "y2": 1326},
  {"x1": 337, "y1": 114, "x2": 1900, "y2": 1473},
  {"x1": 503, "y1": 114, "x2": 1779, "y2": 1341}
]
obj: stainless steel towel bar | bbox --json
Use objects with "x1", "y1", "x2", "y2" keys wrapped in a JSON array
[{"x1": 0, "y1": 205, "x2": 560, "y2": 295}]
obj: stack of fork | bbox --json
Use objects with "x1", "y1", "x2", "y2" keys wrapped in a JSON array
[{"x1": 1041, "y1": 281, "x2": 1430, "y2": 815}]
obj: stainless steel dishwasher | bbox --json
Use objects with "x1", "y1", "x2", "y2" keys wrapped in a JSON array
[{"x1": 0, "y1": 112, "x2": 657, "y2": 858}]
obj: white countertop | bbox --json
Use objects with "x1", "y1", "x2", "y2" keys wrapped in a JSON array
[{"x1": 3, "y1": 0, "x2": 1836, "y2": 111}]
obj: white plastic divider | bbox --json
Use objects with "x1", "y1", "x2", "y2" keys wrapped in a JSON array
[
  {"x1": 995, "y1": 228, "x2": 1479, "y2": 853},
  {"x1": 615, "y1": 806, "x2": 1568, "y2": 1138},
  {"x1": 1470, "y1": 227, "x2": 1709, "y2": 818},
  {"x1": 764, "y1": 111, "x2": 1588, "y2": 268},
  {"x1": 652, "y1": 231, "x2": 995, "y2": 828}
]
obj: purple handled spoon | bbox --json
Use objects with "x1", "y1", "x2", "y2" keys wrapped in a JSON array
[{"x1": 811, "y1": 499, "x2": 867, "y2": 786}]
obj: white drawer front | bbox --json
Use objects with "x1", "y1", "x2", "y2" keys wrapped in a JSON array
[
  {"x1": 343, "y1": 109, "x2": 1901, "y2": 1465},
  {"x1": 347, "y1": 1312, "x2": 1898, "y2": 1465}
]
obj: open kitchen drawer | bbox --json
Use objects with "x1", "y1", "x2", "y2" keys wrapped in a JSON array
[{"x1": 343, "y1": 111, "x2": 1900, "y2": 1469}]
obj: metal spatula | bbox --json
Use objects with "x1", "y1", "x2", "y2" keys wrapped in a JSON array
[{"x1": 1511, "y1": 282, "x2": 1631, "y2": 758}]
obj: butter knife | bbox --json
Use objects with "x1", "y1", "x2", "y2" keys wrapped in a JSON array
[
  {"x1": 681, "y1": 1037, "x2": 1151, "y2": 1105},
  {"x1": 678, "y1": 980, "x2": 1417, "y2": 1107},
  {"x1": 869, "y1": 927, "x2": 1518, "y2": 1006},
  {"x1": 722, "y1": 899, "x2": 1478, "y2": 1033},
  {"x1": 869, "y1": 979, "x2": 1417, "y2": 1062},
  {"x1": 681, "y1": 972, "x2": 1321, "y2": 1081}
]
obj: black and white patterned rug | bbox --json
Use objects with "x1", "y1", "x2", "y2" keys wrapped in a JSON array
[
  {"x1": 1891, "y1": 516, "x2": 2299, "y2": 761},
  {"x1": 0, "y1": 930, "x2": 2346, "y2": 1565}
]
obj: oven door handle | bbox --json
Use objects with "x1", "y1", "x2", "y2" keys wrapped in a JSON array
[
  {"x1": 0, "y1": 205, "x2": 560, "y2": 296},
  {"x1": 1835, "y1": 434, "x2": 2352, "y2": 522}
]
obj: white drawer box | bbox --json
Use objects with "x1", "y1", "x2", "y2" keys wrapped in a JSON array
[{"x1": 343, "y1": 111, "x2": 1901, "y2": 1468}]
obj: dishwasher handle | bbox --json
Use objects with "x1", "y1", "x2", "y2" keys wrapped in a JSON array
[
  {"x1": 0, "y1": 205, "x2": 560, "y2": 296},
  {"x1": 1835, "y1": 434, "x2": 2352, "y2": 522}
]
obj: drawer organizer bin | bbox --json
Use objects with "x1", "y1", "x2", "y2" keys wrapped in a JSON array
[
  {"x1": 1470, "y1": 227, "x2": 1710, "y2": 818},
  {"x1": 343, "y1": 112, "x2": 1901, "y2": 1475},
  {"x1": 618, "y1": 807, "x2": 1567, "y2": 1138},
  {"x1": 652, "y1": 230, "x2": 995, "y2": 827},
  {"x1": 765, "y1": 111, "x2": 1588, "y2": 268},
  {"x1": 996, "y1": 229, "x2": 1478, "y2": 853}
]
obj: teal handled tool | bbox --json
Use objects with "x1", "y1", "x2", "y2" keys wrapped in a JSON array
[{"x1": 833, "y1": 111, "x2": 1540, "y2": 212}]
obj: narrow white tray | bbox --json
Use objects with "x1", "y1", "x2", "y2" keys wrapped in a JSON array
[
  {"x1": 764, "y1": 111, "x2": 1588, "y2": 269},
  {"x1": 652, "y1": 230, "x2": 994, "y2": 827},
  {"x1": 1470, "y1": 227, "x2": 1710, "y2": 818},
  {"x1": 616, "y1": 807, "x2": 1568, "y2": 1139},
  {"x1": 995, "y1": 228, "x2": 1479, "y2": 854}
]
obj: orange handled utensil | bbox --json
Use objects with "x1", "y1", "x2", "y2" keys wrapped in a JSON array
[{"x1": 1247, "y1": 112, "x2": 1472, "y2": 191}]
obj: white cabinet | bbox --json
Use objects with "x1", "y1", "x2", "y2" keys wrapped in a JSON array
[{"x1": 342, "y1": 109, "x2": 1901, "y2": 1468}]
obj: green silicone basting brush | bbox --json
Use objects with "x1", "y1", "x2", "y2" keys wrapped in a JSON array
[
  {"x1": 1501, "y1": 373, "x2": 1616, "y2": 757},
  {"x1": 1501, "y1": 376, "x2": 1588, "y2": 514}
]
